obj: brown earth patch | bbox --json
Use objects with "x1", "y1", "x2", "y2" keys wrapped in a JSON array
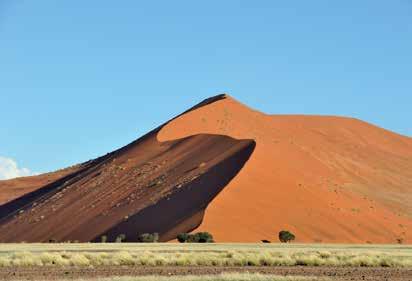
[{"x1": 0, "y1": 266, "x2": 411, "y2": 281}]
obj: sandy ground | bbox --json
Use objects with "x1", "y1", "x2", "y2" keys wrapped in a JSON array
[{"x1": 0, "y1": 266, "x2": 411, "y2": 281}]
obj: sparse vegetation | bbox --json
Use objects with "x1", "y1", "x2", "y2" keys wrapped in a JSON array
[
  {"x1": 137, "y1": 233, "x2": 159, "y2": 243},
  {"x1": 0, "y1": 245, "x2": 410, "y2": 268},
  {"x1": 0, "y1": 243, "x2": 410, "y2": 268},
  {"x1": 100, "y1": 235, "x2": 108, "y2": 243},
  {"x1": 279, "y1": 231, "x2": 295, "y2": 243}
]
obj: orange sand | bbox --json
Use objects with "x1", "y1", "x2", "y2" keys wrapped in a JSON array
[{"x1": 158, "y1": 95, "x2": 412, "y2": 243}]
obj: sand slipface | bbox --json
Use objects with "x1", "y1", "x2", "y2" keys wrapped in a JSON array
[
  {"x1": 158, "y1": 95, "x2": 412, "y2": 243},
  {"x1": 1, "y1": 94, "x2": 411, "y2": 243}
]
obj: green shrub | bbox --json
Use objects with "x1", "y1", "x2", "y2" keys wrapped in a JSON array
[
  {"x1": 279, "y1": 230, "x2": 295, "y2": 243},
  {"x1": 180, "y1": 232, "x2": 214, "y2": 243},
  {"x1": 177, "y1": 233, "x2": 189, "y2": 243},
  {"x1": 195, "y1": 232, "x2": 214, "y2": 243},
  {"x1": 100, "y1": 235, "x2": 108, "y2": 243},
  {"x1": 137, "y1": 233, "x2": 159, "y2": 243},
  {"x1": 115, "y1": 234, "x2": 126, "y2": 243}
]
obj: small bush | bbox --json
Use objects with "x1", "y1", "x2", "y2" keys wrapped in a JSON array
[
  {"x1": 178, "y1": 232, "x2": 214, "y2": 243},
  {"x1": 279, "y1": 230, "x2": 295, "y2": 243},
  {"x1": 115, "y1": 234, "x2": 126, "y2": 243},
  {"x1": 177, "y1": 233, "x2": 189, "y2": 243},
  {"x1": 100, "y1": 235, "x2": 108, "y2": 243},
  {"x1": 195, "y1": 232, "x2": 214, "y2": 243},
  {"x1": 137, "y1": 233, "x2": 159, "y2": 243}
]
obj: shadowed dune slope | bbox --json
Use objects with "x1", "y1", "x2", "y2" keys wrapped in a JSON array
[
  {"x1": 158, "y1": 95, "x2": 412, "y2": 243},
  {"x1": 0, "y1": 96, "x2": 255, "y2": 242},
  {"x1": 0, "y1": 94, "x2": 229, "y2": 207},
  {"x1": 0, "y1": 167, "x2": 81, "y2": 205}
]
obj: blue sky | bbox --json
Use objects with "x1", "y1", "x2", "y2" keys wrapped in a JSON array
[{"x1": 1, "y1": 1, "x2": 411, "y2": 177}]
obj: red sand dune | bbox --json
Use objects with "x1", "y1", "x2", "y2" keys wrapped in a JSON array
[
  {"x1": 0, "y1": 167, "x2": 80, "y2": 205},
  {"x1": 1, "y1": 94, "x2": 411, "y2": 243},
  {"x1": 0, "y1": 96, "x2": 255, "y2": 242}
]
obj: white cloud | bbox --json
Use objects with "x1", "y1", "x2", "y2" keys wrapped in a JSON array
[{"x1": 0, "y1": 156, "x2": 34, "y2": 180}]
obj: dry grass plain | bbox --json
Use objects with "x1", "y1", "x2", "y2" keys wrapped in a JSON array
[
  {"x1": 1, "y1": 243, "x2": 411, "y2": 281},
  {"x1": 0, "y1": 243, "x2": 411, "y2": 267}
]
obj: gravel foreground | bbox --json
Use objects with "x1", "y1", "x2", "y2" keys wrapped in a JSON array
[{"x1": 1, "y1": 266, "x2": 412, "y2": 281}]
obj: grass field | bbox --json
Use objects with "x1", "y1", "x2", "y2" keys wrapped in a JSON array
[{"x1": 0, "y1": 243, "x2": 411, "y2": 268}]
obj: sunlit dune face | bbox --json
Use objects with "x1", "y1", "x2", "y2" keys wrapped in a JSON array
[{"x1": 159, "y1": 96, "x2": 412, "y2": 243}]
